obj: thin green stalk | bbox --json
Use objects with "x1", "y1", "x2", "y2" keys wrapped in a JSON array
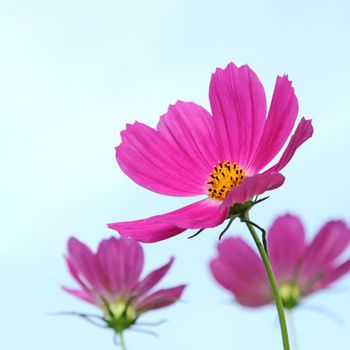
[
  {"x1": 119, "y1": 332, "x2": 127, "y2": 350},
  {"x1": 243, "y1": 213, "x2": 290, "y2": 350}
]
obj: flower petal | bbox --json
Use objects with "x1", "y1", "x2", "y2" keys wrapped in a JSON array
[
  {"x1": 65, "y1": 256, "x2": 90, "y2": 292},
  {"x1": 217, "y1": 238, "x2": 268, "y2": 283},
  {"x1": 108, "y1": 219, "x2": 186, "y2": 243},
  {"x1": 265, "y1": 118, "x2": 314, "y2": 173},
  {"x1": 116, "y1": 121, "x2": 208, "y2": 197},
  {"x1": 135, "y1": 285, "x2": 186, "y2": 312},
  {"x1": 267, "y1": 214, "x2": 306, "y2": 282},
  {"x1": 221, "y1": 172, "x2": 285, "y2": 209},
  {"x1": 234, "y1": 294, "x2": 273, "y2": 307},
  {"x1": 210, "y1": 238, "x2": 271, "y2": 307},
  {"x1": 209, "y1": 62, "x2": 267, "y2": 168},
  {"x1": 67, "y1": 237, "x2": 103, "y2": 293},
  {"x1": 134, "y1": 257, "x2": 174, "y2": 297},
  {"x1": 96, "y1": 237, "x2": 144, "y2": 296},
  {"x1": 249, "y1": 75, "x2": 299, "y2": 172},
  {"x1": 298, "y1": 221, "x2": 350, "y2": 287},
  {"x1": 317, "y1": 259, "x2": 350, "y2": 289},
  {"x1": 157, "y1": 101, "x2": 219, "y2": 175},
  {"x1": 154, "y1": 199, "x2": 228, "y2": 228},
  {"x1": 62, "y1": 287, "x2": 95, "y2": 304},
  {"x1": 108, "y1": 199, "x2": 228, "y2": 243}
]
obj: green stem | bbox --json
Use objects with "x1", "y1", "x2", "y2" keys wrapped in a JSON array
[
  {"x1": 119, "y1": 332, "x2": 127, "y2": 350},
  {"x1": 243, "y1": 213, "x2": 290, "y2": 350}
]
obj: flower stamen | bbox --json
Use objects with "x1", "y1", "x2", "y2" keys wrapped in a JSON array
[
  {"x1": 206, "y1": 161, "x2": 246, "y2": 200},
  {"x1": 279, "y1": 283, "x2": 301, "y2": 309}
]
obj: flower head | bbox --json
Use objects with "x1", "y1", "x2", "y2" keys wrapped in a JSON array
[
  {"x1": 63, "y1": 236, "x2": 185, "y2": 333},
  {"x1": 109, "y1": 63, "x2": 313, "y2": 242},
  {"x1": 210, "y1": 214, "x2": 350, "y2": 309}
]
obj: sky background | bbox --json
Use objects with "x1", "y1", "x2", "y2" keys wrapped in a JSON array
[{"x1": 1, "y1": 0, "x2": 350, "y2": 349}]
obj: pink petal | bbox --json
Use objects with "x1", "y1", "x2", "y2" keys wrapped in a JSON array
[
  {"x1": 66, "y1": 256, "x2": 90, "y2": 292},
  {"x1": 108, "y1": 199, "x2": 228, "y2": 243},
  {"x1": 267, "y1": 214, "x2": 306, "y2": 282},
  {"x1": 134, "y1": 257, "x2": 174, "y2": 297},
  {"x1": 210, "y1": 238, "x2": 271, "y2": 307},
  {"x1": 265, "y1": 118, "x2": 314, "y2": 173},
  {"x1": 235, "y1": 293, "x2": 273, "y2": 307},
  {"x1": 221, "y1": 172, "x2": 285, "y2": 209},
  {"x1": 154, "y1": 198, "x2": 228, "y2": 228},
  {"x1": 96, "y1": 237, "x2": 144, "y2": 297},
  {"x1": 108, "y1": 219, "x2": 185, "y2": 243},
  {"x1": 67, "y1": 237, "x2": 104, "y2": 293},
  {"x1": 211, "y1": 259, "x2": 242, "y2": 292},
  {"x1": 209, "y1": 63, "x2": 266, "y2": 168},
  {"x1": 249, "y1": 75, "x2": 299, "y2": 172},
  {"x1": 217, "y1": 238, "x2": 267, "y2": 280},
  {"x1": 157, "y1": 101, "x2": 219, "y2": 175},
  {"x1": 317, "y1": 259, "x2": 350, "y2": 289},
  {"x1": 62, "y1": 287, "x2": 95, "y2": 304},
  {"x1": 116, "y1": 121, "x2": 208, "y2": 197},
  {"x1": 135, "y1": 285, "x2": 186, "y2": 312},
  {"x1": 298, "y1": 221, "x2": 350, "y2": 287}
]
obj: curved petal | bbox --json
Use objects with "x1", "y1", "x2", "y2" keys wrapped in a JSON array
[
  {"x1": 108, "y1": 199, "x2": 228, "y2": 242},
  {"x1": 108, "y1": 219, "x2": 185, "y2": 243},
  {"x1": 268, "y1": 214, "x2": 306, "y2": 282},
  {"x1": 235, "y1": 294, "x2": 272, "y2": 307},
  {"x1": 264, "y1": 118, "x2": 313, "y2": 173},
  {"x1": 134, "y1": 257, "x2": 174, "y2": 297},
  {"x1": 135, "y1": 285, "x2": 186, "y2": 312},
  {"x1": 157, "y1": 101, "x2": 219, "y2": 174},
  {"x1": 67, "y1": 237, "x2": 104, "y2": 293},
  {"x1": 210, "y1": 238, "x2": 271, "y2": 306},
  {"x1": 96, "y1": 237, "x2": 144, "y2": 296},
  {"x1": 317, "y1": 259, "x2": 350, "y2": 289},
  {"x1": 221, "y1": 172, "x2": 285, "y2": 209},
  {"x1": 62, "y1": 287, "x2": 95, "y2": 304},
  {"x1": 65, "y1": 256, "x2": 90, "y2": 292},
  {"x1": 154, "y1": 198, "x2": 228, "y2": 228},
  {"x1": 217, "y1": 238, "x2": 268, "y2": 282},
  {"x1": 298, "y1": 221, "x2": 350, "y2": 287},
  {"x1": 209, "y1": 63, "x2": 267, "y2": 168},
  {"x1": 249, "y1": 75, "x2": 299, "y2": 172},
  {"x1": 116, "y1": 121, "x2": 208, "y2": 197}
]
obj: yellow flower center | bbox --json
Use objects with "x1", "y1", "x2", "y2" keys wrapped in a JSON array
[
  {"x1": 108, "y1": 299, "x2": 137, "y2": 320},
  {"x1": 206, "y1": 161, "x2": 246, "y2": 200},
  {"x1": 102, "y1": 299, "x2": 137, "y2": 333},
  {"x1": 279, "y1": 283, "x2": 301, "y2": 309}
]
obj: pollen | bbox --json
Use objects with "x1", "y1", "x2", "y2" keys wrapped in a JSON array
[{"x1": 206, "y1": 161, "x2": 246, "y2": 200}]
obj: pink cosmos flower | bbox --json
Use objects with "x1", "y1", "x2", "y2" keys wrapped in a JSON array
[
  {"x1": 63, "y1": 236, "x2": 185, "y2": 332},
  {"x1": 210, "y1": 214, "x2": 350, "y2": 309},
  {"x1": 108, "y1": 62, "x2": 313, "y2": 243}
]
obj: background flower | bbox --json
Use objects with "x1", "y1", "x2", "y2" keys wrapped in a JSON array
[
  {"x1": 210, "y1": 214, "x2": 350, "y2": 309},
  {"x1": 63, "y1": 236, "x2": 185, "y2": 333}
]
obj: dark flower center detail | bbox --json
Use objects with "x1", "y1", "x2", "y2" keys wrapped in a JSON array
[{"x1": 206, "y1": 161, "x2": 246, "y2": 200}]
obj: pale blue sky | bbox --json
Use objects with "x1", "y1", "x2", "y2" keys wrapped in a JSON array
[{"x1": 1, "y1": 0, "x2": 350, "y2": 349}]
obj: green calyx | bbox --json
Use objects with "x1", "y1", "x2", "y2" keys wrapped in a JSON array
[
  {"x1": 104, "y1": 299, "x2": 138, "y2": 333},
  {"x1": 228, "y1": 196, "x2": 269, "y2": 220},
  {"x1": 188, "y1": 196, "x2": 269, "y2": 241},
  {"x1": 279, "y1": 283, "x2": 301, "y2": 310},
  {"x1": 228, "y1": 200, "x2": 254, "y2": 218}
]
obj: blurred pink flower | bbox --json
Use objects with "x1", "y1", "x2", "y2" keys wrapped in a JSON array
[
  {"x1": 63, "y1": 236, "x2": 185, "y2": 331},
  {"x1": 108, "y1": 62, "x2": 313, "y2": 243},
  {"x1": 210, "y1": 214, "x2": 350, "y2": 308}
]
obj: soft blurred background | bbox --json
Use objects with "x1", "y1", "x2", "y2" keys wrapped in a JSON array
[{"x1": 1, "y1": 0, "x2": 350, "y2": 349}]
